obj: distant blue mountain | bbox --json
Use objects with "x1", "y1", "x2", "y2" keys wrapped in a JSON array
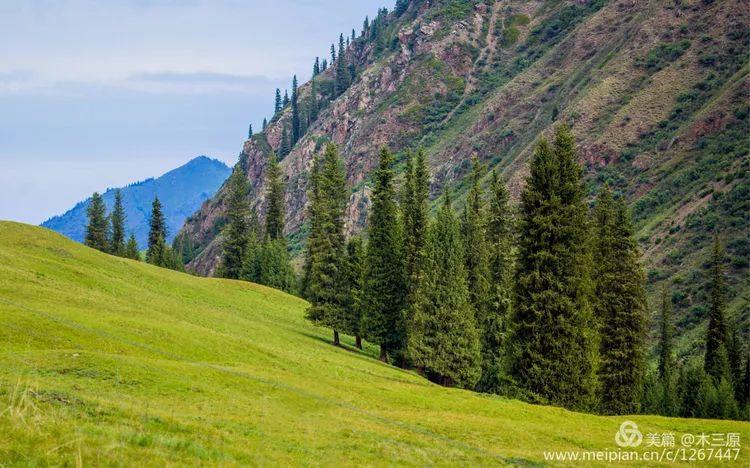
[{"x1": 42, "y1": 156, "x2": 231, "y2": 249}]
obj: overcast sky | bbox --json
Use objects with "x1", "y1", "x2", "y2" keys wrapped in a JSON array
[{"x1": 1, "y1": 0, "x2": 384, "y2": 224}]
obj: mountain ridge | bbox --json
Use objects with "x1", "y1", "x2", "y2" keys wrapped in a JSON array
[{"x1": 42, "y1": 156, "x2": 230, "y2": 249}]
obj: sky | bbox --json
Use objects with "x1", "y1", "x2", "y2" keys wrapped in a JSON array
[{"x1": 1, "y1": 0, "x2": 384, "y2": 224}]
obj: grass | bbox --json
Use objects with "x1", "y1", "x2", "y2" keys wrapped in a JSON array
[{"x1": 0, "y1": 221, "x2": 747, "y2": 465}]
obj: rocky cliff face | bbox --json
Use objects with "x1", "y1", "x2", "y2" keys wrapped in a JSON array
[{"x1": 177, "y1": 0, "x2": 748, "y2": 352}]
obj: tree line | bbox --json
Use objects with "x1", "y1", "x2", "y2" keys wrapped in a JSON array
[
  {"x1": 84, "y1": 190, "x2": 183, "y2": 271},
  {"x1": 301, "y1": 126, "x2": 749, "y2": 419}
]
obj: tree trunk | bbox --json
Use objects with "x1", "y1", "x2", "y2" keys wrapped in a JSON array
[
  {"x1": 333, "y1": 330, "x2": 340, "y2": 346},
  {"x1": 379, "y1": 345, "x2": 388, "y2": 363},
  {"x1": 355, "y1": 335, "x2": 362, "y2": 349}
]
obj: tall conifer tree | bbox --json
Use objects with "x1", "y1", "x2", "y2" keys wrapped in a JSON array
[
  {"x1": 85, "y1": 192, "x2": 109, "y2": 252},
  {"x1": 274, "y1": 88, "x2": 282, "y2": 114},
  {"x1": 310, "y1": 78, "x2": 319, "y2": 122},
  {"x1": 401, "y1": 149, "x2": 429, "y2": 299},
  {"x1": 125, "y1": 233, "x2": 139, "y2": 260},
  {"x1": 478, "y1": 169, "x2": 514, "y2": 393},
  {"x1": 110, "y1": 189, "x2": 126, "y2": 256},
  {"x1": 657, "y1": 290, "x2": 677, "y2": 415},
  {"x1": 462, "y1": 158, "x2": 491, "y2": 337},
  {"x1": 219, "y1": 167, "x2": 250, "y2": 279},
  {"x1": 291, "y1": 75, "x2": 300, "y2": 144},
  {"x1": 300, "y1": 158, "x2": 321, "y2": 300},
  {"x1": 593, "y1": 189, "x2": 647, "y2": 414},
  {"x1": 282, "y1": 90, "x2": 289, "y2": 107},
  {"x1": 408, "y1": 191, "x2": 482, "y2": 388},
  {"x1": 335, "y1": 34, "x2": 350, "y2": 97},
  {"x1": 264, "y1": 154, "x2": 285, "y2": 241},
  {"x1": 363, "y1": 147, "x2": 407, "y2": 363},
  {"x1": 705, "y1": 235, "x2": 731, "y2": 383},
  {"x1": 511, "y1": 126, "x2": 596, "y2": 410},
  {"x1": 305, "y1": 144, "x2": 348, "y2": 345},
  {"x1": 146, "y1": 197, "x2": 167, "y2": 263},
  {"x1": 343, "y1": 237, "x2": 366, "y2": 349},
  {"x1": 280, "y1": 126, "x2": 291, "y2": 157}
]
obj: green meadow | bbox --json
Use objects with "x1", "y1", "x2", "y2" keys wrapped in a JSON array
[{"x1": 0, "y1": 221, "x2": 747, "y2": 465}]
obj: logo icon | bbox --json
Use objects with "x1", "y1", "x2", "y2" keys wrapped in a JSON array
[{"x1": 615, "y1": 421, "x2": 642, "y2": 448}]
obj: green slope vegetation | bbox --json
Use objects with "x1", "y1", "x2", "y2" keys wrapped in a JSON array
[{"x1": 0, "y1": 222, "x2": 747, "y2": 465}]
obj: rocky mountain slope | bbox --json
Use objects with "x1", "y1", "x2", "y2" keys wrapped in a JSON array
[
  {"x1": 177, "y1": 0, "x2": 749, "y2": 358},
  {"x1": 43, "y1": 156, "x2": 230, "y2": 249}
]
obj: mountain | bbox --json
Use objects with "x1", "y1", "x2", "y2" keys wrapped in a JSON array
[
  {"x1": 176, "y1": 0, "x2": 748, "y2": 357},
  {"x1": 1, "y1": 221, "x2": 747, "y2": 463},
  {"x1": 42, "y1": 156, "x2": 230, "y2": 249}
]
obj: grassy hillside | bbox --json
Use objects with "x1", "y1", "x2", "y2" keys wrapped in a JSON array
[{"x1": 0, "y1": 222, "x2": 747, "y2": 465}]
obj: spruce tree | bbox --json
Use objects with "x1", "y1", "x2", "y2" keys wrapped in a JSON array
[
  {"x1": 343, "y1": 236, "x2": 366, "y2": 349},
  {"x1": 321, "y1": 59, "x2": 328, "y2": 72},
  {"x1": 110, "y1": 189, "x2": 126, "y2": 256},
  {"x1": 362, "y1": 147, "x2": 407, "y2": 363},
  {"x1": 727, "y1": 325, "x2": 744, "y2": 402},
  {"x1": 408, "y1": 191, "x2": 482, "y2": 388},
  {"x1": 291, "y1": 75, "x2": 300, "y2": 144},
  {"x1": 395, "y1": 0, "x2": 409, "y2": 16},
  {"x1": 300, "y1": 158, "x2": 322, "y2": 300},
  {"x1": 462, "y1": 158, "x2": 491, "y2": 340},
  {"x1": 657, "y1": 291, "x2": 677, "y2": 415},
  {"x1": 478, "y1": 169, "x2": 514, "y2": 393},
  {"x1": 219, "y1": 167, "x2": 250, "y2": 279},
  {"x1": 283, "y1": 90, "x2": 289, "y2": 107},
  {"x1": 264, "y1": 154, "x2": 285, "y2": 241},
  {"x1": 248, "y1": 124, "x2": 253, "y2": 139},
  {"x1": 593, "y1": 188, "x2": 647, "y2": 415},
  {"x1": 313, "y1": 57, "x2": 320, "y2": 76},
  {"x1": 85, "y1": 192, "x2": 109, "y2": 252},
  {"x1": 262, "y1": 118, "x2": 268, "y2": 131},
  {"x1": 125, "y1": 233, "x2": 139, "y2": 260},
  {"x1": 274, "y1": 88, "x2": 282, "y2": 114},
  {"x1": 305, "y1": 144, "x2": 348, "y2": 345},
  {"x1": 146, "y1": 197, "x2": 167, "y2": 263},
  {"x1": 401, "y1": 148, "x2": 429, "y2": 298},
  {"x1": 511, "y1": 126, "x2": 596, "y2": 410},
  {"x1": 148, "y1": 234, "x2": 166, "y2": 266},
  {"x1": 310, "y1": 78, "x2": 319, "y2": 122},
  {"x1": 330, "y1": 43, "x2": 336, "y2": 63},
  {"x1": 335, "y1": 34, "x2": 350, "y2": 97},
  {"x1": 280, "y1": 125, "x2": 291, "y2": 157},
  {"x1": 240, "y1": 207, "x2": 262, "y2": 282},
  {"x1": 705, "y1": 235, "x2": 731, "y2": 383},
  {"x1": 715, "y1": 377, "x2": 739, "y2": 419},
  {"x1": 251, "y1": 239, "x2": 297, "y2": 293}
]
